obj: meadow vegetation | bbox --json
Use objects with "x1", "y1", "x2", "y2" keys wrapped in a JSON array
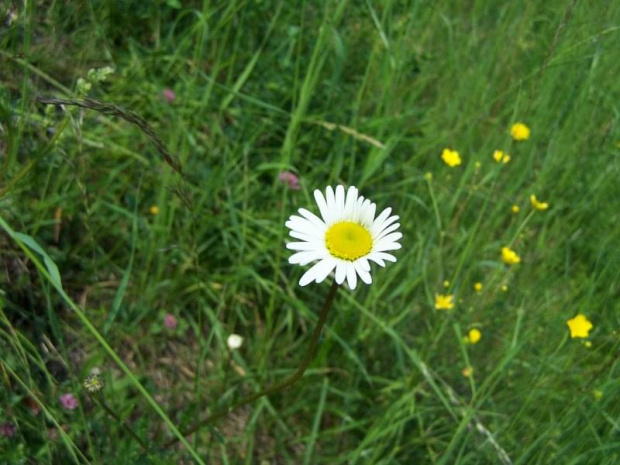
[{"x1": 1, "y1": 0, "x2": 619, "y2": 463}]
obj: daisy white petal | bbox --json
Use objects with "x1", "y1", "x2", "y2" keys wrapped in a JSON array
[
  {"x1": 298, "y1": 208, "x2": 326, "y2": 228},
  {"x1": 344, "y1": 186, "x2": 358, "y2": 217},
  {"x1": 373, "y1": 241, "x2": 402, "y2": 252},
  {"x1": 378, "y1": 232, "x2": 403, "y2": 244},
  {"x1": 286, "y1": 241, "x2": 323, "y2": 251},
  {"x1": 372, "y1": 214, "x2": 400, "y2": 236},
  {"x1": 325, "y1": 186, "x2": 336, "y2": 212},
  {"x1": 360, "y1": 199, "x2": 376, "y2": 227},
  {"x1": 373, "y1": 207, "x2": 392, "y2": 230},
  {"x1": 375, "y1": 223, "x2": 401, "y2": 241},
  {"x1": 367, "y1": 255, "x2": 386, "y2": 267},
  {"x1": 314, "y1": 189, "x2": 330, "y2": 223},
  {"x1": 354, "y1": 261, "x2": 372, "y2": 284},
  {"x1": 286, "y1": 216, "x2": 324, "y2": 236},
  {"x1": 368, "y1": 251, "x2": 398, "y2": 263},
  {"x1": 335, "y1": 262, "x2": 347, "y2": 284},
  {"x1": 346, "y1": 263, "x2": 358, "y2": 290},
  {"x1": 299, "y1": 259, "x2": 337, "y2": 286},
  {"x1": 289, "y1": 230, "x2": 321, "y2": 242},
  {"x1": 289, "y1": 251, "x2": 328, "y2": 265},
  {"x1": 335, "y1": 185, "x2": 346, "y2": 214}
]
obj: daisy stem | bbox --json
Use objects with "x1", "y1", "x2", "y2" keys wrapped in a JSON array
[{"x1": 164, "y1": 280, "x2": 339, "y2": 448}]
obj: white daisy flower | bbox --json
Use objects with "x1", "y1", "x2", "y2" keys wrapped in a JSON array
[{"x1": 285, "y1": 185, "x2": 402, "y2": 290}]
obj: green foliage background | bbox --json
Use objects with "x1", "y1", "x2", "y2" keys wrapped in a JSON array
[{"x1": 1, "y1": 0, "x2": 619, "y2": 463}]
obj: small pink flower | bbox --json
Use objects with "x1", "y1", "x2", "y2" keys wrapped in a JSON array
[
  {"x1": 59, "y1": 393, "x2": 78, "y2": 410},
  {"x1": 163, "y1": 88, "x2": 176, "y2": 103},
  {"x1": 0, "y1": 422, "x2": 16, "y2": 438},
  {"x1": 164, "y1": 313, "x2": 178, "y2": 329},
  {"x1": 278, "y1": 171, "x2": 300, "y2": 190}
]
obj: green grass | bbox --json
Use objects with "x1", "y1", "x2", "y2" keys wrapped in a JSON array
[{"x1": 1, "y1": 0, "x2": 620, "y2": 463}]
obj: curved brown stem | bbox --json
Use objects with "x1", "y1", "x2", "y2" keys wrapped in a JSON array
[{"x1": 164, "y1": 280, "x2": 339, "y2": 448}]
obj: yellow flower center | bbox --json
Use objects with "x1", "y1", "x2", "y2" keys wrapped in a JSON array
[{"x1": 325, "y1": 221, "x2": 372, "y2": 261}]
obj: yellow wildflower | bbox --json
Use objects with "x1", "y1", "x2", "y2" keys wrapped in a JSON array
[
  {"x1": 510, "y1": 122, "x2": 530, "y2": 141},
  {"x1": 530, "y1": 194, "x2": 549, "y2": 211},
  {"x1": 435, "y1": 294, "x2": 455, "y2": 310},
  {"x1": 501, "y1": 246, "x2": 520, "y2": 265},
  {"x1": 468, "y1": 328, "x2": 482, "y2": 344},
  {"x1": 567, "y1": 314, "x2": 593, "y2": 339},
  {"x1": 511, "y1": 205, "x2": 520, "y2": 214},
  {"x1": 492, "y1": 150, "x2": 511, "y2": 164},
  {"x1": 441, "y1": 148, "x2": 461, "y2": 167},
  {"x1": 461, "y1": 366, "x2": 473, "y2": 377},
  {"x1": 474, "y1": 282, "x2": 483, "y2": 292},
  {"x1": 501, "y1": 284, "x2": 508, "y2": 292},
  {"x1": 149, "y1": 205, "x2": 160, "y2": 215}
]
